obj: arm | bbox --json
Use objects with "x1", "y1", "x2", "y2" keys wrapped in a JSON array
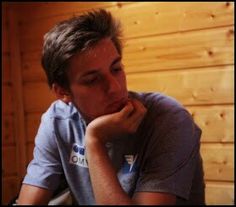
[
  {"x1": 17, "y1": 184, "x2": 53, "y2": 205},
  {"x1": 17, "y1": 110, "x2": 64, "y2": 204},
  {"x1": 86, "y1": 138, "x2": 176, "y2": 205},
  {"x1": 85, "y1": 99, "x2": 176, "y2": 205}
]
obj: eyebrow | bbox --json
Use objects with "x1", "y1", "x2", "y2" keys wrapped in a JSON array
[
  {"x1": 111, "y1": 56, "x2": 122, "y2": 66},
  {"x1": 80, "y1": 56, "x2": 122, "y2": 78}
]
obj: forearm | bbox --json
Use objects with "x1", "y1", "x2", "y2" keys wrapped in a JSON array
[
  {"x1": 17, "y1": 184, "x2": 53, "y2": 205},
  {"x1": 85, "y1": 138, "x2": 133, "y2": 205}
]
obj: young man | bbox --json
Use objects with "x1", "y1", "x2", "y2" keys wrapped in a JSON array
[{"x1": 18, "y1": 9, "x2": 205, "y2": 205}]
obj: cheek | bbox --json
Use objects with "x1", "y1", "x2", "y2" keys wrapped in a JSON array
[
  {"x1": 71, "y1": 88, "x2": 105, "y2": 113},
  {"x1": 72, "y1": 92, "x2": 94, "y2": 107}
]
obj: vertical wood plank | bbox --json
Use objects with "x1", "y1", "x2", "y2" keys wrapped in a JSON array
[
  {"x1": 2, "y1": 8, "x2": 9, "y2": 54},
  {"x1": 2, "y1": 54, "x2": 11, "y2": 83},
  {"x1": 2, "y1": 146, "x2": 18, "y2": 176},
  {"x1": 2, "y1": 177, "x2": 19, "y2": 205},
  {"x1": 8, "y1": 7, "x2": 27, "y2": 181},
  {"x1": 25, "y1": 113, "x2": 41, "y2": 143},
  {"x1": 2, "y1": 85, "x2": 14, "y2": 115},
  {"x1": 2, "y1": 115, "x2": 15, "y2": 145}
]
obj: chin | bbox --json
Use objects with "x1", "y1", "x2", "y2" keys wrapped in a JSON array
[{"x1": 105, "y1": 106, "x2": 123, "y2": 115}]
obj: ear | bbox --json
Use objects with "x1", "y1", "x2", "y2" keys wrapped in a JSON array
[{"x1": 52, "y1": 83, "x2": 72, "y2": 103}]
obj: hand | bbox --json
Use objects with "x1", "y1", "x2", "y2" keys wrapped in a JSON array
[{"x1": 85, "y1": 99, "x2": 147, "y2": 144}]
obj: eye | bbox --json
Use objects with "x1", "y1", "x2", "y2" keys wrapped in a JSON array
[
  {"x1": 112, "y1": 67, "x2": 123, "y2": 74},
  {"x1": 82, "y1": 75, "x2": 100, "y2": 85}
]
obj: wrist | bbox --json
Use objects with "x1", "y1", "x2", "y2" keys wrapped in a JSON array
[
  {"x1": 85, "y1": 130, "x2": 105, "y2": 149},
  {"x1": 85, "y1": 125, "x2": 108, "y2": 144},
  {"x1": 85, "y1": 133, "x2": 100, "y2": 146},
  {"x1": 85, "y1": 133, "x2": 107, "y2": 161}
]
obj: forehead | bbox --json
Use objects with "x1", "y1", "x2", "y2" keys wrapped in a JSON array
[{"x1": 68, "y1": 38, "x2": 120, "y2": 71}]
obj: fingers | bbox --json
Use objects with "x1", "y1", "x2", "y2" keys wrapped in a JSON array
[
  {"x1": 131, "y1": 99, "x2": 147, "y2": 115},
  {"x1": 119, "y1": 100, "x2": 134, "y2": 118},
  {"x1": 128, "y1": 99, "x2": 147, "y2": 128},
  {"x1": 114, "y1": 98, "x2": 147, "y2": 134}
]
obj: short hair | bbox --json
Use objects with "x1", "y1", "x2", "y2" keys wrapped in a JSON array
[{"x1": 41, "y1": 9, "x2": 123, "y2": 90}]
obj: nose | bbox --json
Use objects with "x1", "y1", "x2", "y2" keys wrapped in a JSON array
[{"x1": 105, "y1": 75, "x2": 121, "y2": 94}]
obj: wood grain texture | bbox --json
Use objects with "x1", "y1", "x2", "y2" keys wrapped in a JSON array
[
  {"x1": 18, "y1": 2, "x2": 234, "y2": 52},
  {"x1": 123, "y1": 26, "x2": 234, "y2": 73},
  {"x1": 2, "y1": 146, "x2": 17, "y2": 176},
  {"x1": 126, "y1": 66, "x2": 234, "y2": 105},
  {"x1": 201, "y1": 143, "x2": 234, "y2": 182},
  {"x1": 2, "y1": 177, "x2": 19, "y2": 205},
  {"x1": 8, "y1": 6, "x2": 28, "y2": 181},
  {"x1": 2, "y1": 54, "x2": 11, "y2": 84},
  {"x1": 2, "y1": 115, "x2": 15, "y2": 146},
  {"x1": 2, "y1": 2, "x2": 9, "y2": 54},
  {"x1": 2, "y1": 85, "x2": 14, "y2": 115},
  {"x1": 25, "y1": 112, "x2": 41, "y2": 143},
  {"x1": 2, "y1": 23, "x2": 9, "y2": 54},
  {"x1": 205, "y1": 181, "x2": 234, "y2": 204},
  {"x1": 23, "y1": 82, "x2": 56, "y2": 113},
  {"x1": 16, "y1": 2, "x2": 131, "y2": 23},
  {"x1": 111, "y1": 2, "x2": 234, "y2": 38},
  {"x1": 187, "y1": 105, "x2": 234, "y2": 143}
]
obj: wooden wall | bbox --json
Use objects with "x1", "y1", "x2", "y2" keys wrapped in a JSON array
[
  {"x1": 2, "y1": 2, "x2": 234, "y2": 205},
  {"x1": 2, "y1": 2, "x2": 23, "y2": 204}
]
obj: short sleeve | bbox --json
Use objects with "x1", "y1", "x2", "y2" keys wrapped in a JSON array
[
  {"x1": 135, "y1": 109, "x2": 202, "y2": 200},
  {"x1": 23, "y1": 113, "x2": 63, "y2": 191}
]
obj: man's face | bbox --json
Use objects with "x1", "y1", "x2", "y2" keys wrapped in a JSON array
[{"x1": 67, "y1": 38, "x2": 128, "y2": 122}]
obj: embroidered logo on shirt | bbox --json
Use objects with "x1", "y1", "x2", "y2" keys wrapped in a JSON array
[
  {"x1": 117, "y1": 154, "x2": 139, "y2": 193},
  {"x1": 69, "y1": 143, "x2": 88, "y2": 168}
]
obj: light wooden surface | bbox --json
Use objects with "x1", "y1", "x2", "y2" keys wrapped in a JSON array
[
  {"x1": 123, "y1": 26, "x2": 234, "y2": 73},
  {"x1": 201, "y1": 144, "x2": 234, "y2": 181},
  {"x1": 2, "y1": 2, "x2": 234, "y2": 205},
  {"x1": 187, "y1": 105, "x2": 234, "y2": 143},
  {"x1": 127, "y1": 66, "x2": 233, "y2": 105},
  {"x1": 205, "y1": 181, "x2": 234, "y2": 204}
]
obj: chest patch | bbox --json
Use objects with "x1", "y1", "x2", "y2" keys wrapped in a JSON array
[{"x1": 69, "y1": 143, "x2": 88, "y2": 168}]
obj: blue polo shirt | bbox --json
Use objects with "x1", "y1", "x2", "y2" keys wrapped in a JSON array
[{"x1": 23, "y1": 91, "x2": 205, "y2": 204}]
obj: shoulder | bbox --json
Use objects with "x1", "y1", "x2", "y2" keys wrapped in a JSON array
[
  {"x1": 38, "y1": 100, "x2": 79, "y2": 135},
  {"x1": 36, "y1": 100, "x2": 83, "y2": 145},
  {"x1": 130, "y1": 91, "x2": 202, "y2": 142},
  {"x1": 129, "y1": 91, "x2": 186, "y2": 116},
  {"x1": 44, "y1": 99, "x2": 80, "y2": 120}
]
